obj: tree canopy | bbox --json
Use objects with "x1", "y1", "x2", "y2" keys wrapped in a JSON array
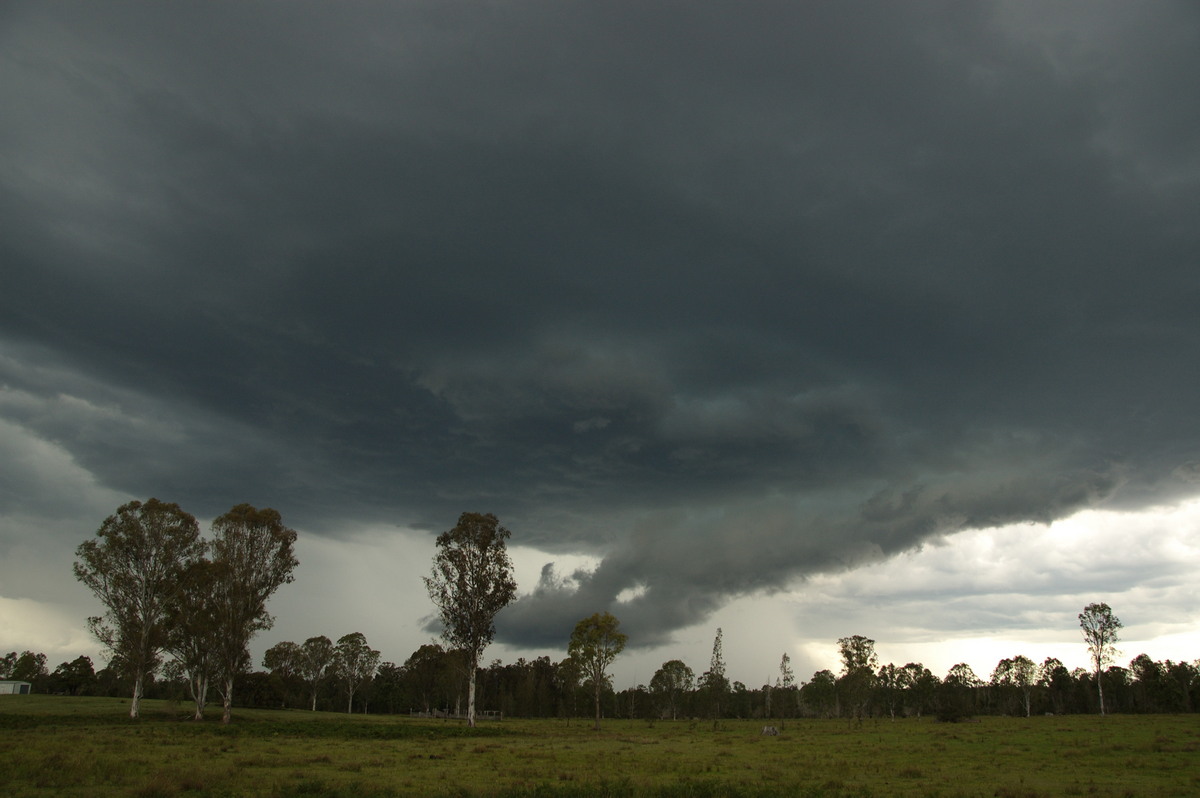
[
  {"x1": 423, "y1": 512, "x2": 518, "y2": 727},
  {"x1": 73, "y1": 498, "x2": 204, "y2": 719},
  {"x1": 650, "y1": 659, "x2": 695, "y2": 720},
  {"x1": 1080, "y1": 602, "x2": 1123, "y2": 716},
  {"x1": 334, "y1": 632, "x2": 381, "y2": 714},
  {"x1": 568, "y1": 611, "x2": 627, "y2": 730},
  {"x1": 209, "y1": 503, "x2": 299, "y2": 724}
]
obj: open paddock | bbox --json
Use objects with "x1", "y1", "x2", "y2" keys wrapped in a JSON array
[{"x1": 2, "y1": 697, "x2": 1198, "y2": 797}]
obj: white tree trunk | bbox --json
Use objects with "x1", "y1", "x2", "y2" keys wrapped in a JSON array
[
  {"x1": 467, "y1": 652, "x2": 478, "y2": 727},
  {"x1": 222, "y1": 676, "x2": 234, "y2": 725},
  {"x1": 189, "y1": 673, "x2": 208, "y2": 720},
  {"x1": 593, "y1": 680, "x2": 602, "y2": 731},
  {"x1": 130, "y1": 674, "x2": 143, "y2": 719}
]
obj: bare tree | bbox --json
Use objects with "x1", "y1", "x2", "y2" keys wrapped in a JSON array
[
  {"x1": 74, "y1": 498, "x2": 204, "y2": 719},
  {"x1": 423, "y1": 512, "x2": 518, "y2": 727},
  {"x1": 334, "y1": 632, "x2": 381, "y2": 713},
  {"x1": 209, "y1": 504, "x2": 299, "y2": 724},
  {"x1": 568, "y1": 612, "x2": 627, "y2": 730},
  {"x1": 1079, "y1": 602, "x2": 1122, "y2": 716}
]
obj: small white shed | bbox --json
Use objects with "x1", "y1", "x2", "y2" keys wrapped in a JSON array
[{"x1": 0, "y1": 681, "x2": 32, "y2": 695}]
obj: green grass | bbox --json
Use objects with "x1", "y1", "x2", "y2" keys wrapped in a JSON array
[{"x1": 2, "y1": 697, "x2": 1199, "y2": 797}]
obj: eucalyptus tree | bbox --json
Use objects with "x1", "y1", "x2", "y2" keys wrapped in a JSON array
[
  {"x1": 902, "y1": 662, "x2": 937, "y2": 719},
  {"x1": 557, "y1": 655, "x2": 582, "y2": 724},
  {"x1": 777, "y1": 652, "x2": 796, "y2": 719},
  {"x1": 263, "y1": 640, "x2": 304, "y2": 708},
  {"x1": 402, "y1": 643, "x2": 448, "y2": 715},
  {"x1": 50, "y1": 656, "x2": 95, "y2": 696},
  {"x1": 334, "y1": 632, "x2": 381, "y2": 713},
  {"x1": 1079, "y1": 602, "x2": 1122, "y2": 716},
  {"x1": 703, "y1": 628, "x2": 729, "y2": 726},
  {"x1": 940, "y1": 662, "x2": 982, "y2": 721},
  {"x1": 209, "y1": 504, "x2": 299, "y2": 724},
  {"x1": 74, "y1": 498, "x2": 204, "y2": 719},
  {"x1": 836, "y1": 634, "x2": 878, "y2": 723},
  {"x1": 567, "y1": 612, "x2": 627, "y2": 730},
  {"x1": 423, "y1": 512, "x2": 518, "y2": 727},
  {"x1": 263, "y1": 641, "x2": 303, "y2": 678},
  {"x1": 1037, "y1": 657, "x2": 1071, "y2": 714},
  {"x1": 299, "y1": 635, "x2": 335, "y2": 711},
  {"x1": 649, "y1": 659, "x2": 694, "y2": 720},
  {"x1": 802, "y1": 669, "x2": 838, "y2": 717},
  {"x1": 164, "y1": 558, "x2": 222, "y2": 719},
  {"x1": 9, "y1": 651, "x2": 47, "y2": 683},
  {"x1": 876, "y1": 663, "x2": 907, "y2": 721},
  {"x1": 991, "y1": 655, "x2": 1037, "y2": 717}
]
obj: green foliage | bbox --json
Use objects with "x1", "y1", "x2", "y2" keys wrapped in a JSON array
[
  {"x1": 73, "y1": 498, "x2": 205, "y2": 719},
  {"x1": 10, "y1": 650, "x2": 48, "y2": 682},
  {"x1": 991, "y1": 655, "x2": 1037, "y2": 717},
  {"x1": 49, "y1": 656, "x2": 96, "y2": 696},
  {"x1": 209, "y1": 503, "x2": 300, "y2": 725},
  {"x1": 835, "y1": 636, "x2": 877, "y2": 723},
  {"x1": 699, "y1": 629, "x2": 729, "y2": 726},
  {"x1": 299, "y1": 636, "x2": 336, "y2": 712},
  {"x1": 568, "y1": 612, "x2": 628, "y2": 730},
  {"x1": 649, "y1": 660, "x2": 694, "y2": 721},
  {"x1": 333, "y1": 633, "x2": 381, "y2": 714},
  {"x1": 801, "y1": 669, "x2": 837, "y2": 718},
  {"x1": 1080, "y1": 602, "x2": 1123, "y2": 716},
  {"x1": 424, "y1": 512, "x2": 519, "y2": 727}
]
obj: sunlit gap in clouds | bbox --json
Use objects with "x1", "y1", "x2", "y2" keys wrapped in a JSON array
[
  {"x1": 593, "y1": 495, "x2": 1200, "y2": 689},
  {"x1": 770, "y1": 494, "x2": 1200, "y2": 682}
]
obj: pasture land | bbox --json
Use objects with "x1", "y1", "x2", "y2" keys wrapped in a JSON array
[{"x1": 1, "y1": 696, "x2": 1198, "y2": 797}]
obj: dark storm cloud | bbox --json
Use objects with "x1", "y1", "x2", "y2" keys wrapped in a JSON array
[{"x1": 2, "y1": 2, "x2": 1198, "y2": 646}]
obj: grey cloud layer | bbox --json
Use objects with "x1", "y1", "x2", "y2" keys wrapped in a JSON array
[{"x1": 2, "y1": 1, "x2": 1198, "y2": 648}]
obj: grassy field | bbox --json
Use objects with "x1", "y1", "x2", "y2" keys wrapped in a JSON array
[{"x1": 2, "y1": 697, "x2": 1198, "y2": 797}]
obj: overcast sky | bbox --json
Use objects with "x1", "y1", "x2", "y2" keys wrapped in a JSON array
[{"x1": 3, "y1": 1, "x2": 1199, "y2": 689}]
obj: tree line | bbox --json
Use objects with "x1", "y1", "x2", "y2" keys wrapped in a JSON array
[
  {"x1": 13, "y1": 636, "x2": 1199, "y2": 721},
  {"x1": 66, "y1": 504, "x2": 1199, "y2": 723}
]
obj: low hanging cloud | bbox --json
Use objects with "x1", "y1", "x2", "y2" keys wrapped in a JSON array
[{"x1": 2, "y1": 2, "x2": 1199, "y2": 658}]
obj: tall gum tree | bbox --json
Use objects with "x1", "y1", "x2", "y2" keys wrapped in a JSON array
[
  {"x1": 163, "y1": 557, "x2": 221, "y2": 720},
  {"x1": 649, "y1": 659, "x2": 694, "y2": 720},
  {"x1": 74, "y1": 498, "x2": 204, "y2": 719},
  {"x1": 567, "y1": 611, "x2": 627, "y2": 731},
  {"x1": 263, "y1": 640, "x2": 303, "y2": 709},
  {"x1": 209, "y1": 504, "x2": 298, "y2": 724},
  {"x1": 837, "y1": 634, "x2": 878, "y2": 724},
  {"x1": 991, "y1": 655, "x2": 1036, "y2": 717},
  {"x1": 334, "y1": 632, "x2": 381, "y2": 713},
  {"x1": 1079, "y1": 602, "x2": 1122, "y2": 716},
  {"x1": 299, "y1": 635, "x2": 335, "y2": 711},
  {"x1": 423, "y1": 512, "x2": 518, "y2": 727},
  {"x1": 705, "y1": 628, "x2": 729, "y2": 727}
]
